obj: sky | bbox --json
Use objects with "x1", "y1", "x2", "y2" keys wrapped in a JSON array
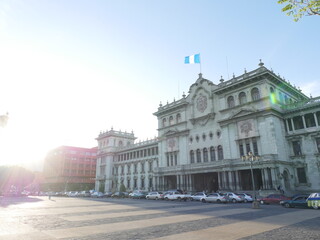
[{"x1": 0, "y1": 0, "x2": 319, "y2": 171}]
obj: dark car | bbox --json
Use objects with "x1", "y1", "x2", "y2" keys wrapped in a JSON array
[
  {"x1": 280, "y1": 195, "x2": 309, "y2": 208},
  {"x1": 258, "y1": 194, "x2": 290, "y2": 204},
  {"x1": 130, "y1": 191, "x2": 148, "y2": 199},
  {"x1": 111, "y1": 192, "x2": 126, "y2": 198}
]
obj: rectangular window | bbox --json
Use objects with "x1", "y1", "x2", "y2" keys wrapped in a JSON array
[
  {"x1": 127, "y1": 179, "x2": 130, "y2": 188},
  {"x1": 141, "y1": 178, "x2": 145, "y2": 188},
  {"x1": 292, "y1": 141, "x2": 302, "y2": 156},
  {"x1": 239, "y1": 143, "x2": 244, "y2": 156},
  {"x1": 252, "y1": 139, "x2": 258, "y2": 155},
  {"x1": 246, "y1": 142, "x2": 251, "y2": 154},
  {"x1": 297, "y1": 168, "x2": 307, "y2": 183},
  {"x1": 316, "y1": 138, "x2": 320, "y2": 153},
  {"x1": 174, "y1": 154, "x2": 177, "y2": 165},
  {"x1": 167, "y1": 154, "x2": 170, "y2": 166},
  {"x1": 293, "y1": 116, "x2": 304, "y2": 130},
  {"x1": 134, "y1": 179, "x2": 137, "y2": 188}
]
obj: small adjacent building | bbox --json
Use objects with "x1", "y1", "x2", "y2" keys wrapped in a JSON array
[
  {"x1": 43, "y1": 146, "x2": 97, "y2": 191},
  {"x1": 95, "y1": 61, "x2": 320, "y2": 196}
]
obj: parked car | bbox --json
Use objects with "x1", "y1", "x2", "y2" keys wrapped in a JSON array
[
  {"x1": 146, "y1": 191, "x2": 164, "y2": 200},
  {"x1": 111, "y1": 192, "x2": 127, "y2": 198},
  {"x1": 67, "y1": 191, "x2": 78, "y2": 197},
  {"x1": 223, "y1": 192, "x2": 243, "y2": 203},
  {"x1": 280, "y1": 195, "x2": 309, "y2": 208},
  {"x1": 307, "y1": 192, "x2": 320, "y2": 209},
  {"x1": 189, "y1": 192, "x2": 207, "y2": 201},
  {"x1": 91, "y1": 191, "x2": 104, "y2": 198},
  {"x1": 200, "y1": 193, "x2": 228, "y2": 203},
  {"x1": 258, "y1": 194, "x2": 290, "y2": 204},
  {"x1": 236, "y1": 193, "x2": 253, "y2": 203},
  {"x1": 102, "y1": 192, "x2": 113, "y2": 198},
  {"x1": 164, "y1": 191, "x2": 188, "y2": 201},
  {"x1": 130, "y1": 191, "x2": 148, "y2": 199},
  {"x1": 79, "y1": 191, "x2": 91, "y2": 197}
]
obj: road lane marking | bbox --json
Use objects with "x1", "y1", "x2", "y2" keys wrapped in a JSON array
[
  {"x1": 61, "y1": 204, "x2": 230, "y2": 221},
  {"x1": 44, "y1": 208, "x2": 251, "y2": 239},
  {"x1": 154, "y1": 210, "x2": 320, "y2": 240}
]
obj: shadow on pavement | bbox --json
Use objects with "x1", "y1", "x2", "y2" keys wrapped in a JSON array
[{"x1": 0, "y1": 196, "x2": 43, "y2": 207}]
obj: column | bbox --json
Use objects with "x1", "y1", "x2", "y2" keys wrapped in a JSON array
[
  {"x1": 314, "y1": 112, "x2": 319, "y2": 127},
  {"x1": 290, "y1": 118, "x2": 295, "y2": 131},
  {"x1": 261, "y1": 168, "x2": 267, "y2": 190},
  {"x1": 271, "y1": 168, "x2": 278, "y2": 189},
  {"x1": 285, "y1": 119, "x2": 290, "y2": 132},
  {"x1": 153, "y1": 176, "x2": 156, "y2": 191},
  {"x1": 235, "y1": 171, "x2": 241, "y2": 190},
  {"x1": 302, "y1": 115, "x2": 306, "y2": 128},
  {"x1": 189, "y1": 175, "x2": 193, "y2": 191}
]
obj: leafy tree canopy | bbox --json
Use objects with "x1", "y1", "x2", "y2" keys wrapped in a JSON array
[{"x1": 278, "y1": 0, "x2": 320, "y2": 21}]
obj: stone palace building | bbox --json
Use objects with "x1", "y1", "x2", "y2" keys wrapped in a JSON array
[{"x1": 95, "y1": 61, "x2": 320, "y2": 196}]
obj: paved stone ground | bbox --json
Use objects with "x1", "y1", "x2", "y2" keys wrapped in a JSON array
[{"x1": 0, "y1": 196, "x2": 319, "y2": 240}]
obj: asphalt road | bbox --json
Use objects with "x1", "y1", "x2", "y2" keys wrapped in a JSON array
[{"x1": 0, "y1": 196, "x2": 319, "y2": 240}]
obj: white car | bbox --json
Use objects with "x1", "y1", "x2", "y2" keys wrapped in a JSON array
[
  {"x1": 146, "y1": 191, "x2": 164, "y2": 200},
  {"x1": 236, "y1": 193, "x2": 253, "y2": 203},
  {"x1": 164, "y1": 191, "x2": 188, "y2": 201},
  {"x1": 200, "y1": 193, "x2": 228, "y2": 203},
  {"x1": 189, "y1": 192, "x2": 207, "y2": 201},
  {"x1": 223, "y1": 192, "x2": 243, "y2": 203}
]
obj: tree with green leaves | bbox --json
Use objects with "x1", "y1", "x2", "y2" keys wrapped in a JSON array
[{"x1": 278, "y1": 0, "x2": 320, "y2": 21}]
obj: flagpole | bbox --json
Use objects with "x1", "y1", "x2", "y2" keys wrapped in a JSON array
[{"x1": 199, "y1": 53, "x2": 202, "y2": 74}]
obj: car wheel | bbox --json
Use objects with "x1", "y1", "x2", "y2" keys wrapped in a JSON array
[
  {"x1": 177, "y1": 197, "x2": 181, "y2": 201},
  {"x1": 312, "y1": 205, "x2": 319, "y2": 209},
  {"x1": 244, "y1": 199, "x2": 248, "y2": 203},
  {"x1": 190, "y1": 198, "x2": 194, "y2": 201},
  {"x1": 155, "y1": 197, "x2": 158, "y2": 200},
  {"x1": 216, "y1": 199, "x2": 221, "y2": 203},
  {"x1": 201, "y1": 199, "x2": 206, "y2": 203},
  {"x1": 232, "y1": 199, "x2": 237, "y2": 203},
  {"x1": 284, "y1": 203, "x2": 291, "y2": 208},
  {"x1": 260, "y1": 200, "x2": 264, "y2": 204},
  {"x1": 165, "y1": 197, "x2": 169, "y2": 201}
]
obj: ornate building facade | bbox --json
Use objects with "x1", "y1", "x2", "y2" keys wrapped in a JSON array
[{"x1": 95, "y1": 61, "x2": 320, "y2": 195}]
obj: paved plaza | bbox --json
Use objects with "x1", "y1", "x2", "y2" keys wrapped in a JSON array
[{"x1": 0, "y1": 196, "x2": 319, "y2": 240}]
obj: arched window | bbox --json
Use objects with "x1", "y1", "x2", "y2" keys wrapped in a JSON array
[
  {"x1": 210, "y1": 146, "x2": 216, "y2": 161},
  {"x1": 203, "y1": 148, "x2": 208, "y2": 162},
  {"x1": 251, "y1": 88, "x2": 260, "y2": 101},
  {"x1": 176, "y1": 113, "x2": 181, "y2": 123},
  {"x1": 239, "y1": 92, "x2": 247, "y2": 104},
  {"x1": 190, "y1": 150, "x2": 195, "y2": 163},
  {"x1": 227, "y1": 96, "x2": 235, "y2": 108},
  {"x1": 162, "y1": 118, "x2": 167, "y2": 127},
  {"x1": 279, "y1": 92, "x2": 284, "y2": 103},
  {"x1": 196, "y1": 149, "x2": 201, "y2": 163},
  {"x1": 169, "y1": 116, "x2": 174, "y2": 125},
  {"x1": 217, "y1": 145, "x2": 224, "y2": 160},
  {"x1": 270, "y1": 87, "x2": 274, "y2": 93}
]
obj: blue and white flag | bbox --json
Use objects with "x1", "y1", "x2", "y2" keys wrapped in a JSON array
[{"x1": 185, "y1": 53, "x2": 200, "y2": 64}]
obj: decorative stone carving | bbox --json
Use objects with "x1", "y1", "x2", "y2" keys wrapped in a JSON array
[
  {"x1": 196, "y1": 93, "x2": 208, "y2": 113},
  {"x1": 190, "y1": 113, "x2": 215, "y2": 126}
]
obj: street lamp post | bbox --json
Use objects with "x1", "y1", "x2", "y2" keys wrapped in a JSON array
[{"x1": 242, "y1": 151, "x2": 260, "y2": 209}]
